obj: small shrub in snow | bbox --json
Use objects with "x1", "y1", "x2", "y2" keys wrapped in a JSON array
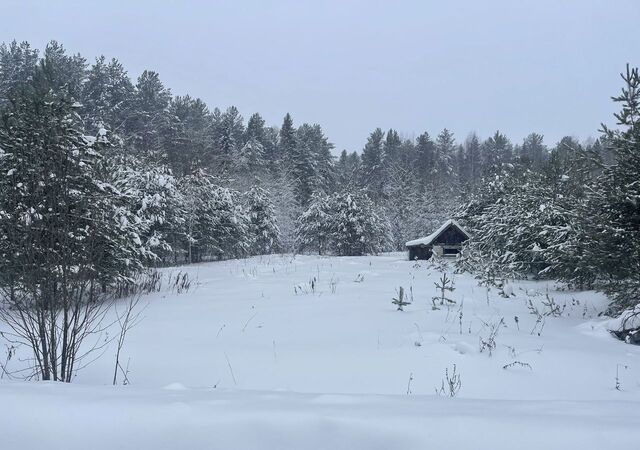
[
  {"x1": 479, "y1": 318, "x2": 505, "y2": 356},
  {"x1": 171, "y1": 271, "x2": 192, "y2": 294},
  {"x1": 435, "y1": 364, "x2": 462, "y2": 397},
  {"x1": 294, "y1": 277, "x2": 317, "y2": 295}
]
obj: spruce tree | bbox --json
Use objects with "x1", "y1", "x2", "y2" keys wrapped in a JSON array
[{"x1": 589, "y1": 65, "x2": 640, "y2": 313}]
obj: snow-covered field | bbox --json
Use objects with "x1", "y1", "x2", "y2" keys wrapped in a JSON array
[{"x1": 2, "y1": 253, "x2": 639, "y2": 449}]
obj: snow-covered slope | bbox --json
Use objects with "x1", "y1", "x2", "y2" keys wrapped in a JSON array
[{"x1": 1, "y1": 253, "x2": 639, "y2": 449}]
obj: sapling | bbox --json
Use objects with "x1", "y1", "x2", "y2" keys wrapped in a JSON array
[
  {"x1": 432, "y1": 272, "x2": 456, "y2": 310},
  {"x1": 392, "y1": 286, "x2": 411, "y2": 311},
  {"x1": 113, "y1": 296, "x2": 145, "y2": 386}
]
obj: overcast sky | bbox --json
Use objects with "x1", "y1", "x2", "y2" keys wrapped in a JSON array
[{"x1": 3, "y1": 0, "x2": 639, "y2": 152}]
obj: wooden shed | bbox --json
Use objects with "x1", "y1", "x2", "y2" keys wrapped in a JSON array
[{"x1": 406, "y1": 219, "x2": 470, "y2": 260}]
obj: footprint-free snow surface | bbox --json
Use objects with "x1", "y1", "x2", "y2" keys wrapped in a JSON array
[{"x1": 1, "y1": 253, "x2": 639, "y2": 449}]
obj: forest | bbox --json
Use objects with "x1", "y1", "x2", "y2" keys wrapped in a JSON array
[{"x1": 0, "y1": 40, "x2": 639, "y2": 382}]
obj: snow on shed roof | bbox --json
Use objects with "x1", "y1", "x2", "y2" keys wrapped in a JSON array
[{"x1": 405, "y1": 219, "x2": 470, "y2": 247}]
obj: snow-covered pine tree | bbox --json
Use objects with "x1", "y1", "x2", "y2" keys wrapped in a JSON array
[
  {"x1": 519, "y1": 133, "x2": 547, "y2": 168},
  {"x1": 458, "y1": 165, "x2": 563, "y2": 281},
  {"x1": 335, "y1": 150, "x2": 361, "y2": 191},
  {"x1": 481, "y1": 131, "x2": 513, "y2": 176},
  {"x1": 291, "y1": 124, "x2": 319, "y2": 206},
  {"x1": 237, "y1": 113, "x2": 268, "y2": 176},
  {"x1": 414, "y1": 132, "x2": 436, "y2": 191},
  {"x1": 382, "y1": 162, "x2": 419, "y2": 250},
  {"x1": 433, "y1": 129, "x2": 456, "y2": 186},
  {"x1": 217, "y1": 105, "x2": 244, "y2": 172},
  {"x1": 329, "y1": 192, "x2": 389, "y2": 256},
  {"x1": 301, "y1": 123, "x2": 335, "y2": 196},
  {"x1": 382, "y1": 129, "x2": 402, "y2": 168},
  {"x1": 102, "y1": 152, "x2": 183, "y2": 265},
  {"x1": 263, "y1": 171, "x2": 299, "y2": 252},
  {"x1": 0, "y1": 56, "x2": 145, "y2": 382},
  {"x1": 127, "y1": 70, "x2": 172, "y2": 160},
  {"x1": 81, "y1": 56, "x2": 135, "y2": 135},
  {"x1": 278, "y1": 113, "x2": 297, "y2": 171},
  {"x1": 41, "y1": 41, "x2": 87, "y2": 98},
  {"x1": 360, "y1": 128, "x2": 386, "y2": 200},
  {"x1": 588, "y1": 65, "x2": 640, "y2": 313},
  {"x1": 177, "y1": 170, "x2": 250, "y2": 262},
  {"x1": 295, "y1": 192, "x2": 332, "y2": 255},
  {"x1": 296, "y1": 191, "x2": 389, "y2": 256},
  {"x1": 167, "y1": 95, "x2": 213, "y2": 176},
  {"x1": 0, "y1": 40, "x2": 39, "y2": 109},
  {"x1": 245, "y1": 186, "x2": 281, "y2": 255}
]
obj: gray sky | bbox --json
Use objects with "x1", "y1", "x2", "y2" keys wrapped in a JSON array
[{"x1": 3, "y1": 0, "x2": 639, "y2": 152}]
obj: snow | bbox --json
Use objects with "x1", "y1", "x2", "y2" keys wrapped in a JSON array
[
  {"x1": 405, "y1": 218, "x2": 470, "y2": 247},
  {"x1": 1, "y1": 253, "x2": 639, "y2": 449}
]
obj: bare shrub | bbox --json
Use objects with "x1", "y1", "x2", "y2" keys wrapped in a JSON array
[{"x1": 435, "y1": 364, "x2": 462, "y2": 397}]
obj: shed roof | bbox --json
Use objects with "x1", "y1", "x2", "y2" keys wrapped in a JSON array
[{"x1": 405, "y1": 219, "x2": 470, "y2": 247}]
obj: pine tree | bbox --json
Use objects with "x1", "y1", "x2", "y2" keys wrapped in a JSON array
[
  {"x1": 0, "y1": 40, "x2": 39, "y2": 109},
  {"x1": 382, "y1": 128, "x2": 402, "y2": 167},
  {"x1": 245, "y1": 186, "x2": 280, "y2": 254},
  {"x1": 167, "y1": 95, "x2": 213, "y2": 176},
  {"x1": 128, "y1": 70, "x2": 172, "y2": 159},
  {"x1": 219, "y1": 105, "x2": 244, "y2": 170},
  {"x1": 415, "y1": 132, "x2": 436, "y2": 190},
  {"x1": 519, "y1": 133, "x2": 547, "y2": 168},
  {"x1": 296, "y1": 191, "x2": 389, "y2": 256},
  {"x1": 278, "y1": 113, "x2": 297, "y2": 170},
  {"x1": 0, "y1": 56, "x2": 144, "y2": 381},
  {"x1": 336, "y1": 150, "x2": 361, "y2": 190},
  {"x1": 82, "y1": 56, "x2": 135, "y2": 134},
  {"x1": 462, "y1": 133, "x2": 482, "y2": 185},
  {"x1": 360, "y1": 128, "x2": 385, "y2": 200},
  {"x1": 291, "y1": 124, "x2": 318, "y2": 206},
  {"x1": 177, "y1": 171, "x2": 250, "y2": 262},
  {"x1": 41, "y1": 41, "x2": 86, "y2": 98},
  {"x1": 481, "y1": 131, "x2": 512, "y2": 175},
  {"x1": 238, "y1": 113, "x2": 268, "y2": 174},
  {"x1": 589, "y1": 65, "x2": 640, "y2": 313},
  {"x1": 295, "y1": 123, "x2": 335, "y2": 202},
  {"x1": 434, "y1": 129, "x2": 455, "y2": 183}
]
